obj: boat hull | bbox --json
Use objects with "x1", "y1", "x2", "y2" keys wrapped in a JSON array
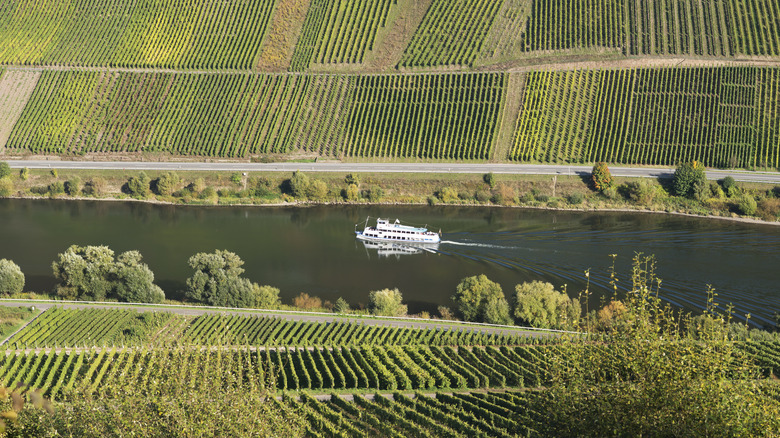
[{"x1": 355, "y1": 231, "x2": 440, "y2": 244}]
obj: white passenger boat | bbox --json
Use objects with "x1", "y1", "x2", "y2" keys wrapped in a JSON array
[{"x1": 355, "y1": 217, "x2": 441, "y2": 244}]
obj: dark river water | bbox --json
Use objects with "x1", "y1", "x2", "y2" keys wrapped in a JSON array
[{"x1": 0, "y1": 199, "x2": 778, "y2": 327}]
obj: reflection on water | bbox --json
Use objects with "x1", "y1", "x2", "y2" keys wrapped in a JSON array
[
  {"x1": 361, "y1": 241, "x2": 440, "y2": 259},
  {"x1": 0, "y1": 199, "x2": 778, "y2": 327}
]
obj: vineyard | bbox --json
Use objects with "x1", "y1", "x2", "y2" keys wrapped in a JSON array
[
  {"x1": 512, "y1": 67, "x2": 780, "y2": 168},
  {"x1": 4, "y1": 71, "x2": 505, "y2": 160},
  {"x1": 0, "y1": 0, "x2": 276, "y2": 69},
  {"x1": 290, "y1": 0, "x2": 398, "y2": 71}
]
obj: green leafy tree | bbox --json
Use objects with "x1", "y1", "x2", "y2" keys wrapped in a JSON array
[
  {"x1": 737, "y1": 194, "x2": 757, "y2": 216},
  {"x1": 0, "y1": 259, "x2": 25, "y2": 295},
  {"x1": 82, "y1": 177, "x2": 105, "y2": 196},
  {"x1": 345, "y1": 174, "x2": 360, "y2": 186},
  {"x1": 483, "y1": 172, "x2": 496, "y2": 188},
  {"x1": 672, "y1": 160, "x2": 707, "y2": 198},
  {"x1": 112, "y1": 251, "x2": 165, "y2": 303},
  {"x1": 48, "y1": 181, "x2": 65, "y2": 196},
  {"x1": 127, "y1": 172, "x2": 150, "y2": 198},
  {"x1": 251, "y1": 284, "x2": 281, "y2": 309},
  {"x1": 591, "y1": 162, "x2": 613, "y2": 191},
  {"x1": 289, "y1": 171, "x2": 310, "y2": 198},
  {"x1": 0, "y1": 162, "x2": 10, "y2": 179},
  {"x1": 306, "y1": 179, "x2": 328, "y2": 201},
  {"x1": 52, "y1": 245, "x2": 116, "y2": 300},
  {"x1": 343, "y1": 183, "x2": 359, "y2": 201},
  {"x1": 368, "y1": 288, "x2": 407, "y2": 317},
  {"x1": 64, "y1": 177, "x2": 82, "y2": 196},
  {"x1": 185, "y1": 250, "x2": 255, "y2": 308},
  {"x1": 154, "y1": 172, "x2": 181, "y2": 196},
  {"x1": 483, "y1": 295, "x2": 513, "y2": 325},
  {"x1": 453, "y1": 275, "x2": 509, "y2": 323},
  {"x1": 513, "y1": 281, "x2": 580, "y2": 330},
  {"x1": 334, "y1": 297, "x2": 350, "y2": 313}
]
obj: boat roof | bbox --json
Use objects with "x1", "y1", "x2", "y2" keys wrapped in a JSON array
[{"x1": 377, "y1": 218, "x2": 429, "y2": 233}]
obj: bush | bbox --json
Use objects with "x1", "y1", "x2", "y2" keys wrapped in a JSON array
[
  {"x1": 230, "y1": 173, "x2": 243, "y2": 185},
  {"x1": 82, "y1": 177, "x2": 105, "y2": 197},
  {"x1": 0, "y1": 162, "x2": 10, "y2": 179},
  {"x1": 19, "y1": 168, "x2": 28, "y2": 181},
  {"x1": 672, "y1": 161, "x2": 706, "y2": 198},
  {"x1": 483, "y1": 172, "x2": 496, "y2": 188},
  {"x1": 437, "y1": 187, "x2": 458, "y2": 203},
  {"x1": 0, "y1": 259, "x2": 24, "y2": 295},
  {"x1": 127, "y1": 172, "x2": 150, "y2": 198},
  {"x1": 368, "y1": 288, "x2": 407, "y2": 317},
  {"x1": 737, "y1": 194, "x2": 758, "y2": 216},
  {"x1": 621, "y1": 181, "x2": 655, "y2": 205},
  {"x1": 568, "y1": 192, "x2": 584, "y2": 205},
  {"x1": 343, "y1": 184, "x2": 359, "y2": 201},
  {"x1": 154, "y1": 172, "x2": 182, "y2": 196},
  {"x1": 491, "y1": 183, "x2": 516, "y2": 205},
  {"x1": 365, "y1": 186, "x2": 384, "y2": 202},
  {"x1": 185, "y1": 250, "x2": 255, "y2": 307},
  {"x1": 252, "y1": 285, "x2": 281, "y2": 309},
  {"x1": 48, "y1": 181, "x2": 65, "y2": 196},
  {"x1": 345, "y1": 174, "x2": 360, "y2": 186},
  {"x1": 513, "y1": 281, "x2": 580, "y2": 330},
  {"x1": 334, "y1": 297, "x2": 350, "y2": 313},
  {"x1": 0, "y1": 177, "x2": 13, "y2": 197},
  {"x1": 289, "y1": 171, "x2": 310, "y2": 198},
  {"x1": 306, "y1": 179, "x2": 328, "y2": 201},
  {"x1": 293, "y1": 293, "x2": 322, "y2": 309},
  {"x1": 601, "y1": 186, "x2": 618, "y2": 200},
  {"x1": 50, "y1": 169, "x2": 58, "y2": 178},
  {"x1": 720, "y1": 176, "x2": 736, "y2": 192},
  {"x1": 591, "y1": 162, "x2": 613, "y2": 191},
  {"x1": 64, "y1": 177, "x2": 82, "y2": 196},
  {"x1": 475, "y1": 190, "x2": 490, "y2": 203}
]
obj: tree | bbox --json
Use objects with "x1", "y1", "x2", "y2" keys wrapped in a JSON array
[
  {"x1": 343, "y1": 184, "x2": 359, "y2": 201},
  {"x1": 185, "y1": 250, "x2": 255, "y2": 308},
  {"x1": 112, "y1": 251, "x2": 165, "y2": 303},
  {"x1": 127, "y1": 172, "x2": 150, "y2": 198},
  {"x1": 0, "y1": 162, "x2": 10, "y2": 179},
  {"x1": 334, "y1": 297, "x2": 350, "y2": 313},
  {"x1": 19, "y1": 167, "x2": 28, "y2": 181},
  {"x1": 52, "y1": 245, "x2": 116, "y2": 300},
  {"x1": 64, "y1": 177, "x2": 82, "y2": 196},
  {"x1": 483, "y1": 172, "x2": 496, "y2": 188},
  {"x1": 306, "y1": 179, "x2": 328, "y2": 201},
  {"x1": 252, "y1": 284, "x2": 281, "y2": 309},
  {"x1": 289, "y1": 171, "x2": 310, "y2": 198},
  {"x1": 365, "y1": 186, "x2": 384, "y2": 202},
  {"x1": 154, "y1": 172, "x2": 181, "y2": 196},
  {"x1": 483, "y1": 295, "x2": 513, "y2": 325},
  {"x1": 452, "y1": 275, "x2": 509, "y2": 323},
  {"x1": 0, "y1": 259, "x2": 24, "y2": 295},
  {"x1": 513, "y1": 281, "x2": 580, "y2": 330},
  {"x1": 82, "y1": 177, "x2": 105, "y2": 196},
  {"x1": 737, "y1": 194, "x2": 757, "y2": 216},
  {"x1": 345, "y1": 174, "x2": 360, "y2": 186},
  {"x1": 591, "y1": 162, "x2": 613, "y2": 191},
  {"x1": 672, "y1": 160, "x2": 706, "y2": 198},
  {"x1": 368, "y1": 288, "x2": 407, "y2": 317}
]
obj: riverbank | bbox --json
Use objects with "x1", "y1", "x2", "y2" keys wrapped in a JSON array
[{"x1": 1, "y1": 166, "x2": 778, "y2": 224}]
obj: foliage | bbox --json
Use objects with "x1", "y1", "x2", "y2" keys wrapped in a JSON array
[
  {"x1": 0, "y1": 162, "x2": 11, "y2": 179},
  {"x1": 591, "y1": 162, "x2": 613, "y2": 191},
  {"x1": 334, "y1": 297, "x2": 350, "y2": 313},
  {"x1": 437, "y1": 187, "x2": 458, "y2": 203},
  {"x1": 112, "y1": 251, "x2": 165, "y2": 304},
  {"x1": 64, "y1": 177, "x2": 81, "y2": 196},
  {"x1": 368, "y1": 288, "x2": 407, "y2": 317},
  {"x1": 47, "y1": 181, "x2": 64, "y2": 196},
  {"x1": 293, "y1": 293, "x2": 322, "y2": 310},
  {"x1": 289, "y1": 171, "x2": 310, "y2": 198},
  {"x1": 251, "y1": 285, "x2": 281, "y2": 310},
  {"x1": 531, "y1": 254, "x2": 780, "y2": 437},
  {"x1": 673, "y1": 161, "x2": 707, "y2": 198},
  {"x1": 0, "y1": 177, "x2": 14, "y2": 197},
  {"x1": 568, "y1": 192, "x2": 584, "y2": 205},
  {"x1": 343, "y1": 184, "x2": 359, "y2": 202},
  {"x1": 306, "y1": 179, "x2": 328, "y2": 201},
  {"x1": 737, "y1": 194, "x2": 758, "y2": 216},
  {"x1": 721, "y1": 176, "x2": 737, "y2": 192},
  {"x1": 185, "y1": 250, "x2": 256, "y2": 308},
  {"x1": 513, "y1": 281, "x2": 580, "y2": 330},
  {"x1": 483, "y1": 172, "x2": 496, "y2": 188},
  {"x1": 126, "y1": 172, "x2": 150, "y2": 198},
  {"x1": 453, "y1": 275, "x2": 511, "y2": 323},
  {"x1": 482, "y1": 295, "x2": 513, "y2": 325},
  {"x1": 345, "y1": 174, "x2": 360, "y2": 186},
  {"x1": 19, "y1": 168, "x2": 28, "y2": 181},
  {"x1": 51, "y1": 245, "x2": 164, "y2": 303},
  {"x1": 364, "y1": 186, "x2": 384, "y2": 202},
  {"x1": 0, "y1": 259, "x2": 25, "y2": 295},
  {"x1": 154, "y1": 172, "x2": 181, "y2": 196},
  {"x1": 621, "y1": 181, "x2": 656, "y2": 205},
  {"x1": 81, "y1": 177, "x2": 104, "y2": 196}
]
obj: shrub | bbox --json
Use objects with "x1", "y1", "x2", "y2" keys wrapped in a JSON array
[
  {"x1": 293, "y1": 293, "x2": 322, "y2": 309},
  {"x1": 437, "y1": 187, "x2": 458, "y2": 203},
  {"x1": 492, "y1": 183, "x2": 516, "y2": 205},
  {"x1": 0, "y1": 177, "x2": 13, "y2": 197},
  {"x1": 0, "y1": 259, "x2": 24, "y2": 295},
  {"x1": 601, "y1": 186, "x2": 618, "y2": 200},
  {"x1": 513, "y1": 281, "x2": 580, "y2": 330},
  {"x1": 343, "y1": 184, "x2": 359, "y2": 201},
  {"x1": 568, "y1": 192, "x2": 584, "y2": 205},
  {"x1": 252, "y1": 285, "x2": 281, "y2": 309},
  {"x1": 483, "y1": 172, "x2": 496, "y2": 188},
  {"x1": 48, "y1": 181, "x2": 65, "y2": 196},
  {"x1": 19, "y1": 167, "x2": 28, "y2": 181},
  {"x1": 437, "y1": 306, "x2": 456, "y2": 320},
  {"x1": 127, "y1": 172, "x2": 150, "y2": 198},
  {"x1": 475, "y1": 190, "x2": 490, "y2": 203},
  {"x1": 185, "y1": 250, "x2": 255, "y2": 308},
  {"x1": 591, "y1": 162, "x2": 613, "y2": 191},
  {"x1": 334, "y1": 297, "x2": 350, "y2": 313},
  {"x1": 289, "y1": 171, "x2": 310, "y2": 198},
  {"x1": 720, "y1": 176, "x2": 736, "y2": 192},
  {"x1": 365, "y1": 186, "x2": 384, "y2": 202},
  {"x1": 535, "y1": 194, "x2": 549, "y2": 202},
  {"x1": 64, "y1": 177, "x2": 82, "y2": 196},
  {"x1": 155, "y1": 172, "x2": 182, "y2": 196},
  {"x1": 672, "y1": 161, "x2": 706, "y2": 198},
  {"x1": 621, "y1": 181, "x2": 655, "y2": 205},
  {"x1": 230, "y1": 173, "x2": 243, "y2": 185},
  {"x1": 82, "y1": 177, "x2": 105, "y2": 196},
  {"x1": 737, "y1": 194, "x2": 757, "y2": 216},
  {"x1": 0, "y1": 162, "x2": 10, "y2": 179},
  {"x1": 50, "y1": 169, "x2": 58, "y2": 178},
  {"x1": 305, "y1": 179, "x2": 328, "y2": 201},
  {"x1": 368, "y1": 288, "x2": 407, "y2": 317},
  {"x1": 345, "y1": 174, "x2": 360, "y2": 186},
  {"x1": 453, "y1": 275, "x2": 510, "y2": 323}
]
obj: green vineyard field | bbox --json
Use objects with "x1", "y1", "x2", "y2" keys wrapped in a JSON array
[{"x1": 0, "y1": 0, "x2": 276, "y2": 69}]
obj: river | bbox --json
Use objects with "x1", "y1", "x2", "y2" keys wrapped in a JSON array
[{"x1": 0, "y1": 199, "x2": 778, "y2": 327}]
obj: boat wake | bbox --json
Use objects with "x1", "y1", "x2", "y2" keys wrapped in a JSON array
[{"x1": 440, "y1": 240, "x2": 515, "y2": 250}]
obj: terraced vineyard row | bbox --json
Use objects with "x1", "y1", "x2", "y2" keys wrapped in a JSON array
[
  {"x1": 285, "y1": 391, "x2": 542, "y2": 438},
  {"x1": 512, "y1": 67, "x2": 780, "y2": 168},
  {"x1": 5, "y1": 71, "x2": 503, "y2": 160},
  {"x1": 0, "y1": 0, "x2": 276, "y2": 69},
  {"x1": 399, "y1": 0, "x2": 503, "y2": 67},
  {"x1": 524, "y1": 0, "x2": 780, "y2": 57},
  {"x1": 3, "y1": 308, "x2": 534, "y2": 348},
  {"x1": 290, "y1": 0, "x2": 397, "y2": 71},
  {"x1": 0, "y1": 345, "x2": 551, "y2": 398}
]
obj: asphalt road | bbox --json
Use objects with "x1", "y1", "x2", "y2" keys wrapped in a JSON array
[{"x1": 5, "y1": 160, "x2": 780, "y2": 183}]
